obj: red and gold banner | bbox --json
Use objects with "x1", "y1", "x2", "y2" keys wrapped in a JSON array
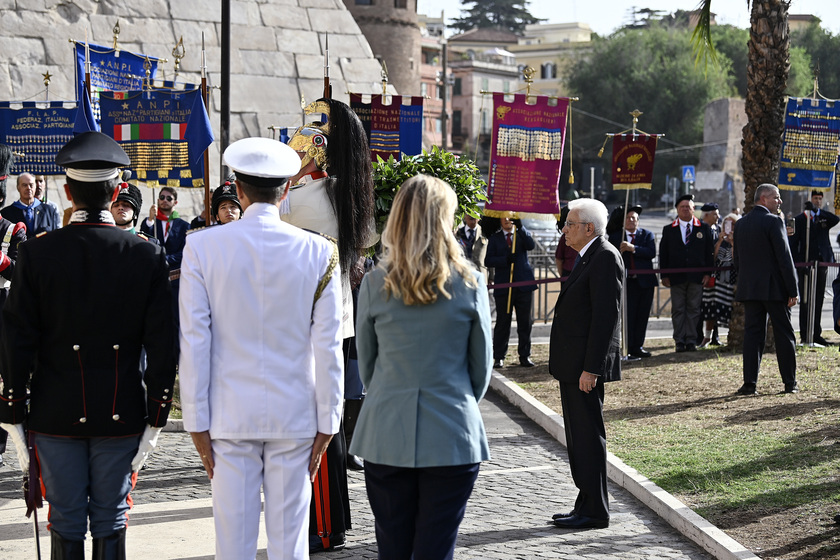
[
  {"x1": 485, "y1": 93, "x2": 568, "y2": 216},
  {"x1": 612, "y1": 133, "x2": 659, "y2": 190}
]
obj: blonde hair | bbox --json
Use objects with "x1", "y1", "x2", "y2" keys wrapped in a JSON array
[{"x1": 379, "y1": 174, "x2": 478, "y2": 305}]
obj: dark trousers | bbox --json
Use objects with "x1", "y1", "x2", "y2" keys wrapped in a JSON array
[
  {"x1": 493, "y1": 289, "x2": 533, "y2": 360},
  {"x1": 363, "y1": 461, "x2": 479, "y2": 560},
  {"x1": 626, "y1": 279, "x2": 654, "y2": 352},
  {"x1": 742, "y1": 300, "x2": 797, "y2": 386},
  {"x1": 797, "y1": 266, "x2": 828, "y2": 340},
  {"x1": 34, "y1": 433, "x2": 139, "y2": 540},
  {"x1": 558, "y1": 381, "x2": 609, "y2": 520}
]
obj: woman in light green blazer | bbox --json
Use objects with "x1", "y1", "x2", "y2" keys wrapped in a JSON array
[{"x1": 350, "y1": 174, "x2": 492, "y2": 560}]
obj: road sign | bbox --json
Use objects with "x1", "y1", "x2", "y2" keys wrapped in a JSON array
[{"x1": 681, "y1": 165, "x2": 696, "y2": 182}]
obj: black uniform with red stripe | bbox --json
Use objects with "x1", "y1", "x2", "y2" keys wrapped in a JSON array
[
  {"x1": 0, "y1": 217, "x2": 25, "y2": 457},
  {"x1": 0, "y1": 213, "x2": 176, "y2": 435}
]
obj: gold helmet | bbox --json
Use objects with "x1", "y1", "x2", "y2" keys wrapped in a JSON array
[{"x1": 287, "y1": 100, "x2": 331, "y2": 170}]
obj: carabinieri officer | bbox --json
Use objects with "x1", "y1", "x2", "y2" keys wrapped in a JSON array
[{"x1": 0, "y1": 131, "x2": 176, "y2": 559}]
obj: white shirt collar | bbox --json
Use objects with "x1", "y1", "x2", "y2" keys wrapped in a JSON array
[{"x1": 578, "y1": 236, "x2": 598, "y2": 257}]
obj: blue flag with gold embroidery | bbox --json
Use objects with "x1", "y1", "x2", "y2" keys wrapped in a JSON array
[
  {"x1": 99, "y1": 89, "x2": 213, "y2": 188},
  {"x1": 778, "y1": 97, "x2": 840, "y2": 191},
  {"x1": 0, "y1": 101, "x2": 76, "y2": 175}
]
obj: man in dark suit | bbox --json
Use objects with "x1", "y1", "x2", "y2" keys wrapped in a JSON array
[
  {"x1": 788, "y1": 190, "x2": 839, "y2": 346},
  {"x1": 734, "y1": 183, "x2": 799, "y2": 395},
  {"x1": 608, "y1": 205, "x2": 657, "y2": 358},
  {"x1": 485, "y1": 216, "x2": 537, "y2": 368},
  {"x1": 456, "y1": 214, "x2": 488, "y2": 279},
  {"x1": 1, "y1": 172, "x2": 61, "y2": 236},
  {"x1": 0, "y1": 132, "x2": 176, "y2": 556},
  {"x1": 658, "y1": 194, "x2": 714, "y2": 352},
  {"x1": 548, "y1": 198, "x2": 623, "y2": 530}
]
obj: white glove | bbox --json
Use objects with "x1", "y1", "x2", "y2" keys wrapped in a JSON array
[
  {"x1": 0, "y1": 423, "x2": 29, "y2": 473},
  {"x1": 131, "y1": 425, "x2": 163, "y2": 472}
]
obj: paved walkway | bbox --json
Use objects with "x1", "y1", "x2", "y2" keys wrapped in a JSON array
[{"x1": 0, "y1": 391, "x2": 713, "y2": 559}]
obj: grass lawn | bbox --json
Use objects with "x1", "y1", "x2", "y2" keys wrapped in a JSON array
[{"x1": 504, "y1": 337, "x2": 840, "y2": 560}]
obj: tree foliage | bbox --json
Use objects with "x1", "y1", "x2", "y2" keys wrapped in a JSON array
[
  {"x1": 566, "y1": 25, "x2": 735, "y2": 150},
  {"x1": 711, "y1": 25, "x2": 811, "y2": 98},
  {"x1": 792, "y1": 23, "x2": 840, "y2": 99},
  {"x1": 449, "y1": 0, "x2": 544, "y2": 35}
]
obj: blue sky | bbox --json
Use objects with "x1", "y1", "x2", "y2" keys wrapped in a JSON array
[{"x1": 417, "y1": 0, "x2": 840, "y2": 36}]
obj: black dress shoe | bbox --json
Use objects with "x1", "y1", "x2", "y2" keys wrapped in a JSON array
[
  {"x1": 309, "y1": 533, "x2": 346, "y2": 553},
  {"x1": 552, "y1": 514, "x2": 609, "y2": 529},
  {"x1": 519, "y1": 357, "x2": 535, "y2": 367},
  {"x1": 675, "y1": 342, "x2": 686, "y2": 353},
  {"x1": 736, "y1": 383, "x2": 757, "y2": 395},
  {"x1": 709, "y1": 338, "x2": 722, "y2": 347},
  {"x1": 784, "y1": 381, "x2": 799, "y2": 393},
  {"x1": 685, "y1": 343, "x2": 697, "y2": 352},
  {"x1": 347, "y1": 454, "x2": 364, "y2": 470},
  {"x1": 551, "y1": 510, "x2": 576, "y2": 520},
  {"x1": 813, "y1": 336, "x2": 834, "y2": 346},
  {"x1": 493, "y1": 359, "x2": 504, "y2": 369},
  {"x1": 630, "y1": 348, "x2": 652, "y2": 358},
  {"x1": 622, "y1": 354, "x2": 641, "y2": 362}
]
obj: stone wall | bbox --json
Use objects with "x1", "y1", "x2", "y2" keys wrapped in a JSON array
[{"x1": 0, "y1": 0, "x2": 385, "y2": 218}]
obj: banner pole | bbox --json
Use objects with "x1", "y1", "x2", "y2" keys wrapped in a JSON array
[
  {"x1": 507, "y1": 225, "x2": 516, "y2": 314},
  {"x1": 620, "y1": 188, "x2": 630, "y2": 359},
  {"x1": 201, "y1": 32, "x2": 211, "y2": 225}
]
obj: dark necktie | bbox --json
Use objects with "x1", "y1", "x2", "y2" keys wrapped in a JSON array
[
  {"x1": 628, "y1": 232, "x2": 636, "y2": 271},
  {"x1": 684, "y1": 223, "x2": 691, "y2": 244},
  {"x1": 573, "y1": 253, "x2": 581, "y2": 269},
  {"x1": 466, "y1": 229, "x2": 474, "y2": 258},
  {"x1": 506, "y1": 232, "x2": 512, "y2": 248}
]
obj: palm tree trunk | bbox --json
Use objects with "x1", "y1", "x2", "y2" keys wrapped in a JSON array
[{"x1": 728, "y1": 0, "x2": 790, "y2": 351}]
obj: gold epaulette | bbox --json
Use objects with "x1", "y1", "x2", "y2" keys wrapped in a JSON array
[
  {"x1": 136, "y1": 232, "x2": 151, "y2": 241},
  {"x1": 186, "y1": 225, "x2": 209, "y2": 235},
  {"x1": 306, "y1": 230, "x2": 339, "y2": 308},
  {"x1": 36, "y1": 231, "x2": 49, "y2": 238}
]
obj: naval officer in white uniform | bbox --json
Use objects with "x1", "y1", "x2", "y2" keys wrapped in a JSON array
[{"x1": 178, "y1": 137, "x2": 345, "y2": 559}]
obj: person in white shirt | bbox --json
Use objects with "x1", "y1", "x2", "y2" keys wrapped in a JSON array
[{"x1": 179, "y1": 137, "x2": 344, "y2": 559}]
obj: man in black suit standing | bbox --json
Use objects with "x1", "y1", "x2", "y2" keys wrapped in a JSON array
[
  {"x1": 485, "y1": 216, "x2": 537, "y2": 368},
  {"x1": 658, "y1": 194, "x2": 714, "y2": 352},
  {"x1": 734, "y1": 183, "x2": 799, "y2": 395},
  {"x1": 608, "y1": 205, "x2": 657, "y2": 359},
  {"x1": 548, "y1": 198, "x2": 623, "y2": 530},
  {"x1": 788, "y1": 190, "x2": 839, "y2": 346}
]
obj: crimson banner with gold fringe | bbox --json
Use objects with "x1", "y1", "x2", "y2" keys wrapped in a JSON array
[
  {"x1": 611, "y1": 133, "x2": 659, "y2": 190},
  {"x1": 778, "y1": 97, "x2": 840, "y2": 192},
  {"x1": 485, "y1": 93, "x2": 568, "y2": 217}
]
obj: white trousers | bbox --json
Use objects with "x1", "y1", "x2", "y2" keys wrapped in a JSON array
[{"x1": 211, "y1": 438, "x2": 312, "y2": 560}]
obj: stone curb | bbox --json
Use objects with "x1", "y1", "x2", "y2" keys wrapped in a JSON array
[{"x1": 489, "y1": 370, "x2": 761, "y2": 560}]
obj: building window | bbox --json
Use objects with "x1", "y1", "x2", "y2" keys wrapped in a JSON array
[
  {"x1": 453, "y1": 78, "x2": 462, "y2": 96},
  {"x1": 394, "y1": 0, "x2": 406, "y2": 7},
  {"x1": 436, "y1": 118, "x2": 442, "y2": 133},
  {"x1": 503, "y1": 80, "x2": 510, "y2": 93},
  {"x1": 421, "y1": 82, "x2": 428, "y2": 97},
  {"x1": 517, "y1": 65, "x2": 527, "y2": 81},
  {"x1": 452, "y1": 110, "x2": 462, "y2": 136},
  {"x1": 436, "y1": 83, "x2": 443, "y2": 100},
  {"x1": 480, "y1": 110, "x2": 490, "y2": 134},
  {"x1": 481, "y1": 78, "x2": 489, "y2": 91},
  {"x1": 541, "y1": 62, "x2": 557, "y2": 79},
  {"x1": 356, "y1": 0, "x2": 372, "y2": 4}
]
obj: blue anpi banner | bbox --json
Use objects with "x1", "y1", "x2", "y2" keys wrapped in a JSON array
[
  {"x1": 0, "y1": 101, "x2": 76, "y2": 175},
  {"x1": 74, "y1": 41, "x2": 161, "y2": 120},
  {"x1": 98, "y1": 89, "x2": 213, "y2": 188},
  {"x1": 778, "y1": 97, "x2": 840, "y2": 191}
]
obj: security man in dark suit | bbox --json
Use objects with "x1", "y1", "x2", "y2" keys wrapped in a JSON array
[
  {"x1": 1, "y1": 172, "x2": 61, "y2": 236},
  {"x1": 734, "y1": 183, "x2": 799, "y2": 395},
  {"x1": 0, "y1": 131, "x2": 176, "y2": 558},
  {"x1": 549, "y1": 198, "x2": 623, "y2": 530},
  {"x1": 608, "y1": 205, "x2": 657, "y2": 358},
  {"x1": 658, "y1": 194, "x2": 714, "y2": 352},
  {"x1": 788, "y1": 190, "x2": 839, "y2": 346},
  {"x1": 485, "y1": 216, "x2": 537, "y2": 368}
]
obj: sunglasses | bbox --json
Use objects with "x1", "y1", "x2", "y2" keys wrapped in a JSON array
[{"x1": 159, "y1": 195, "x2": 174, "y2": 202}]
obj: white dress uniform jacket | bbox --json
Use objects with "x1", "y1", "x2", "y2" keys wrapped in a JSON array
[{"x1": 179, "y1": 202, "x2": 344, "y2": 439}]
